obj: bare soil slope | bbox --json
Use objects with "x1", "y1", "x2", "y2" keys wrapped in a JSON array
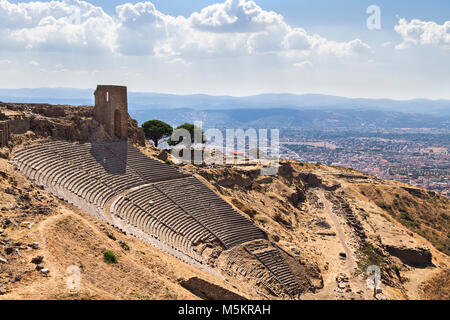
[{"x1": 174, "y1": 159, "x2": 449, "y2": 300}]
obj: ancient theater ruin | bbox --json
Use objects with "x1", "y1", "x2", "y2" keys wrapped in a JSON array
[{"x1": 11, "y1": 85, "x2": 307, "y2": 299}]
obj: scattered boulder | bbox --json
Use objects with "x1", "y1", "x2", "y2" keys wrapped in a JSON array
[
  {"x1": 287, "y1": 187, "x2": 306, "y2": 206},
  {"x1": 271, "y1": 235, "x2": 280, "y2": 243},
  {"x1": 20, "y1": 193, "x2": 31, "y2": 201},
  {"x1": 336, "y1": 273, "x2": 349, "y2": 283},
  {"x1": 118, "y1": 240, "x2": 129, "y2": 251},
  {"x1": 5, "y1": 187, "x2": 16, "y2": 195},
  {"x1": 32, "y1": 205, "x2": 51, "y2": 215},
  {"x1": 315, "y1": 219, "x2": 331, "y2": 229},
  {"x1": 338, "y1": 283, "x2": 347, "y2": 289},
  {"x1": 157, "y1": 150, "x2": 169, "y2": 161},
  {"x1": 41, "y1": 268, "x2": 50, "y2": 275},
  {"x1": 299, "y1": 173, "x2": 322, "y2": 188},
  {"x1": 278, "y1": 162, "x2": 295, "y2": 181},
  {"x1": 106, "y1": 232, "x2": 116, "y2": 241},
  {"x1": 31, "y1": 256, "x2": 44, "y2": 264}
]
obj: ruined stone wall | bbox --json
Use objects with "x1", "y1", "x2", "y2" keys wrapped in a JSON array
[
  {"x1": 9, "y1": 118, "x2": 30, "y2": 134},
  {"x1": 94, "y1": 85, "x2": 128, "y2": 140},
  {"x1": 0, "y1": 120, "x2": 10, "y2": 147}
]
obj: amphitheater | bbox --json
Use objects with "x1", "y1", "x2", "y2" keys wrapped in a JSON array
[{"x1": 9, "y1": 86, "x2": 306, "y2": 299}]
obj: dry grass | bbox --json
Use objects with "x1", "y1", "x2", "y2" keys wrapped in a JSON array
[
  {"x1": 420, "y1": 269, "x2": 450, "y2": 300},
  {"x1": 357, "y1": 184, "x2": 450, "y2": 255}
]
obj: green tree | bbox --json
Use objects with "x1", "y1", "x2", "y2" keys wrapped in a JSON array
[
  {"x1": 141, "y1": 120, "x2": 173, "y2": 147},
  {"x1": 168, "y1": 123, "x2": 207, "y2": 147}
]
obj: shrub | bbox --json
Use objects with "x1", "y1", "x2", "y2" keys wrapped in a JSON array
[
  {"x1": 392, "y1": 265, "x2": 401, "y2": 279},
  {"x1": 103, "y1": 250, "x2": 118, "y2": 264},
  {"x1": 357, "y1": 243, "x2": 385, "y2": 275},
  {"x1": 165, "y1": 159, "x2": 173, "y2": 165},
  {"x1": 400, "y1": 211, "x2": 413, "y2": 222}
]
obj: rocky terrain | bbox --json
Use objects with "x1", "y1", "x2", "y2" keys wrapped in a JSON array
[
  {"x1": 173, "y1": 159, "x2": 449, "y2": 300},
  {"x1": 0, "y1": 102, "x2": 449, "y2": 300}
]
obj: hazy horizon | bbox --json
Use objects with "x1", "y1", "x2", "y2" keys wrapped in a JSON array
[{"x1": 0, "y1": 86, "x2": 449, "y2": 102}]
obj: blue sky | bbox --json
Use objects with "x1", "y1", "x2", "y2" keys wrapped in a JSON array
[{"x1": 0, "y1": 0, "x2": 449, "y2": 99}]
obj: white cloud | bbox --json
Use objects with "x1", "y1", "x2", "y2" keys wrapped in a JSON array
[
  {"x1": 283, "y1": 28, "x2": 311, "y2": 51},
  {"x1": 293, "y1": 60, "x2": 312, "y2": 68},
  {"x1": 115, "y1": 2, "x2": 172, "y2": 56},
  {"x1": 165, "y1": 57, "x2": 192, "y2": 67},
  {"x1": 189, "y1": 0, "x2": 283, "y2": 33},
  {"x1": 0, "y1": 0, "x2": 370, "y2": 61},
  {"x1": 29, "y1": 60, "x2": 40, "y2": 66},
  {"x1": 0, "y1": 59, "x2": 11, "y2": 64},
  {"x1": 1, "y1": 0, "x2": 116, "y2": 53},
  {"x1": 395, "y1": 18, "x2": 450, "y2": 51},
  {"x1": 310, "y1": 37, "x2": 372, "y2": 56}
]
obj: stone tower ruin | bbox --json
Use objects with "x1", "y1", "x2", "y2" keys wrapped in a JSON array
[{"x1": 93, "y1": 85, "x2": 128, "y2": 140}]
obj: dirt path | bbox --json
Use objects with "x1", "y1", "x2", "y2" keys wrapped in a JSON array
[
  {"x1": 318, "y1": 191, "x2": 356, "y2": 272},
  {"x1": 303, "y1": 190, "x2": 358, "y2": 299}
]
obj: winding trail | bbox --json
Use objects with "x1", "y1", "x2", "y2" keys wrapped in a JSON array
[{"x1": 304, "y1": 190, "x2": 357, "y2": 299}]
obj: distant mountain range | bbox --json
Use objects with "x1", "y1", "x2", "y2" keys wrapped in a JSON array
[
  {"x1": 1, "y1": 87, "x2": 449, "y2": 114},
  {"x1": 0, "y1": 87, "x2": 448, "y2": 129},
  {"x1": 130, "y1": 108, "x2": 449, "y2": 130}
]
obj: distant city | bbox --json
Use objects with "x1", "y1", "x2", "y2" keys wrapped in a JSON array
[{"x1": 279, "y1": 129, "x2": 449, "y2": 197}]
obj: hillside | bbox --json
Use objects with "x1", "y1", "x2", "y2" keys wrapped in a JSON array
[
  {"x1": 0, "y1": 102, "x2": 449, "y2": 300},
  {"x1": 172, "y1": 158, "x2": 449, "y2": 300}
]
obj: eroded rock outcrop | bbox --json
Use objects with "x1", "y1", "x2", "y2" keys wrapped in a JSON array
[
  {"x1": 384, "y1": 245, "x2": 433, "y2": 268},
  {"x1": 0, "y1": 103, "x2": 146, "y2": 147}
]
